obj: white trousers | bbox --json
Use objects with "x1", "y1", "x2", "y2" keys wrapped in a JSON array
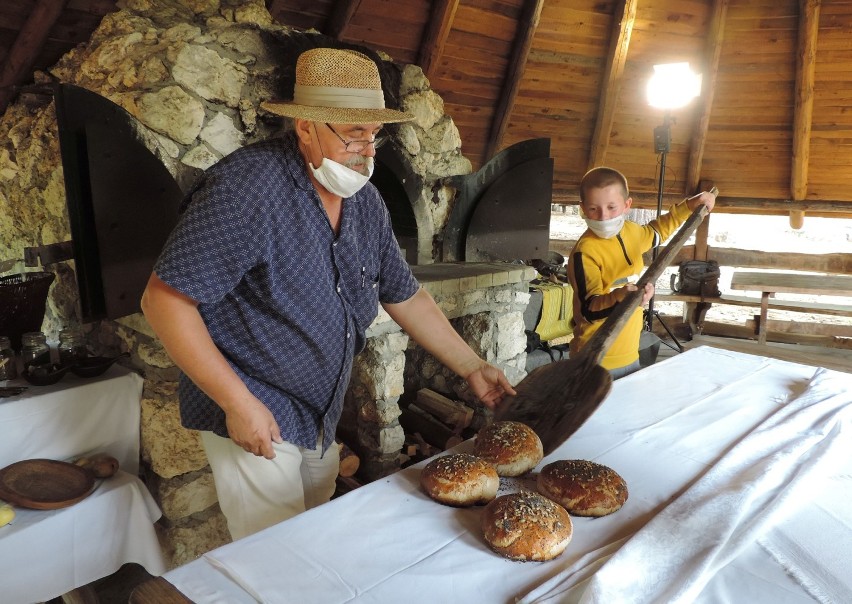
[{"x1": 201, "y1": 431, "x2": 339, "y2": 540}]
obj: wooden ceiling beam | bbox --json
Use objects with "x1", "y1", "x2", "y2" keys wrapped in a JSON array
[
  {"x1": 483, "y1": 0, "x2": 545, "y2": 164},
  {"x1": 685, "y1": 0, "x2": 728, "y2": 196},
  {"x1": 790, "y1": 0, "x2": 820, "y2": 229},
  {"x1": 587, "y1": 0, "x2": 637, "y2": 171},
  {"x1": 417, "y1": 0, "x2": 459, "y2": 81},
  {"x1": 325, "y1": 0, "x2": 362, "y2": 40},
  {"x1": 0, "y1": 0, "x2": 70, "y2": 115}
]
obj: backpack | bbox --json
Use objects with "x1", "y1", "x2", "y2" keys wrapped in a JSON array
[{"x1": 670, "y1": 260, "x2": 721, "y2": 297}]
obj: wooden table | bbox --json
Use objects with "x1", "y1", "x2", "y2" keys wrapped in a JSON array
[{"x1": 729, "y1": 270, "x2": 852, "y2": 344}]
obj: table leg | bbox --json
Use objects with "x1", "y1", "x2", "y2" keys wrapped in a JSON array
[{"x1": 757, "y1": 292, "x2": 770, "y2": 345}]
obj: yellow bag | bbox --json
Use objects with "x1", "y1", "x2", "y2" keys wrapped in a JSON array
[{"x1": 529, "y1": 281, "x2": 573, "y2": 342}]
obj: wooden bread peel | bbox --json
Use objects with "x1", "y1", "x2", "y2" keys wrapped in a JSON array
[{"x1": 496, "y1": 199, "x2": 714, "y2": 455}]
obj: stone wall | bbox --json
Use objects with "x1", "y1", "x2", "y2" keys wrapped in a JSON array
[{"x1": 0, "y1": 0, "x2": 531, "y2": 567}]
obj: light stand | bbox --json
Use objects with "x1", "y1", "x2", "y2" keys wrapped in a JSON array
[{"x1": 644, "y1": 111, "x2": 684, "y2": 353}]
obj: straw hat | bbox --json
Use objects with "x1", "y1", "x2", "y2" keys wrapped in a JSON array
[{"x1": 261, "y1": 47, "x2": 414, "y2": 124}]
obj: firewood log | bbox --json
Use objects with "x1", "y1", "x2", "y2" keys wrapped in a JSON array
[
  {"x1": 415, "y1": 388, "x2": 474, "y2": 431},
  {"x1": 401, "y1": 404, "x2": 464, "y2": 451},
  {"x1": 336, "y1": 440, "x2": 361, "y2": 477}
]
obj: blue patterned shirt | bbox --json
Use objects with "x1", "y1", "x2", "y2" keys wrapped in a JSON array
[{"x1": 154, "y1": 132, "x2": 420, "y2": 453}]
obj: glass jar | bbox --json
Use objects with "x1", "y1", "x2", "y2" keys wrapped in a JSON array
[
  {"x1": 0, "y1": 335, "x2": 16, "y2": 380},
  {"x1": 58, "y1": 328, "x2": 87, "y2": 365},
  {"x1": 21, "y1": 331, "x2": 51, "y2": 369}
]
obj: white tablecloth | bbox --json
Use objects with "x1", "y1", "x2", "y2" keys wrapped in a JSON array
[
  {"x1": 161, "y1": 347, "x2": 851, "y2": 603},
  {"x1": 0, "y1": 365, "x2": 167, "y2": 603},
  {"x1": 0, "y1": 364, "x2": 144, "y2": 474}
]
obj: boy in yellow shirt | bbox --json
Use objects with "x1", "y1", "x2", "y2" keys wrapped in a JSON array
[{"x1": 567, "y1": 167, "x2": 716, "y2": 378}]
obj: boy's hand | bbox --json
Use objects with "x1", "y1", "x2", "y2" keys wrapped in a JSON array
[
  {"x1": 622, "y1": 282, "x2": 654, "y2": 304},
  {"x1": 686, "y1": 187, "x2": 718, "y2": 212}
]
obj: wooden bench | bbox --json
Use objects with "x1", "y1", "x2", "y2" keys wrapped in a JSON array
[
  {"x1": 729, "y1": 271, "x2": 852, "y2": 344},
  {"x1": 656, "y1": 272, "x2": 852, "y2": 343},
  {"x1": 655, "y1": 291, "x2": 852, "y2": 318}
]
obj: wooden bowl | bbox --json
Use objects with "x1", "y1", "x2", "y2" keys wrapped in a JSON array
[{"x1": 0, "y1": 459, "x2": 95, "y2": 510}]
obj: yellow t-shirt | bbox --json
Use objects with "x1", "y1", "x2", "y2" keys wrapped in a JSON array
[{"x1": 567, "y1": 201, "x2": 691, "y2": 370}]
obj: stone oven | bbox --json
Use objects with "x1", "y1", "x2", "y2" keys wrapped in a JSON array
[{"x1": 0, "y1": 0, "x2": 551, "y2": 565}]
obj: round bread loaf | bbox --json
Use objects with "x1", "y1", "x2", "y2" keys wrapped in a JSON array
[
  {"x1": 420, "y1": 453, "x2": 499, "y2": 506},
  {"x1": 481, "y1": 491, "x2": 573, "y2": 561},
  {"x1": 473, "y1": 421, "x2": 543, "y2": 477},
  {"x1": 537, "y1": 459, "x2": 628, "y2": 517}
]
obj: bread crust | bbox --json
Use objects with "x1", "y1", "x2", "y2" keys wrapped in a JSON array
[
  {"x1": 481, "y1": 491, "x2": 573, "y2": 561},
  {"x1": 420, "y1": 453, "x2": 499, "y2": 506},
  {"x1": 473, "y1": 421, "x2": 543, "y2": 477},
  {"x1": 537, "y1": 459, "x2": 628, "y2": 517}
]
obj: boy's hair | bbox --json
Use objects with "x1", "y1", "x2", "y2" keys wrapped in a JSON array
[{"x1": 579, "y1": 167, "x2": 629, "y2": 203}]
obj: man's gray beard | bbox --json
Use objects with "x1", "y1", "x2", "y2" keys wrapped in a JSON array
[{"x1": 343, "y1": 155, "x2": 371, "y2": 176}]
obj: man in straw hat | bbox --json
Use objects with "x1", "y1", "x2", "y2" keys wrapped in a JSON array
[{"x1": 141, "y1": 47, "x2": 516, "y2": 539}]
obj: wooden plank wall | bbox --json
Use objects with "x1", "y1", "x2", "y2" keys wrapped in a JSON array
[{"x1": 428, "y1": 0, "x2": 526, "y2": 163}]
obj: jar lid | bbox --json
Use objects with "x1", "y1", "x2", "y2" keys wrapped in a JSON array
[{"x1": 21, "y1": 331, "x2": 47, "y2": 345}]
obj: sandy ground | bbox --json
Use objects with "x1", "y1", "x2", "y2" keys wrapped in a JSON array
[{"x1": 549, "y1": 207, "x2": 852, "y2": 328}]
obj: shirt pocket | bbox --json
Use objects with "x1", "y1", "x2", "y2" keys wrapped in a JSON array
[{"x1": 351, "y1": 261, "x2": 380, "y2": 336}]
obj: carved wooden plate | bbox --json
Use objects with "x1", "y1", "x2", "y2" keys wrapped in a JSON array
[{"x1": 0, "y1": 459, "x2": 95, "y2": 510}]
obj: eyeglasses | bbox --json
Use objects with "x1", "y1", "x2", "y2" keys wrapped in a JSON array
[{"x1": 325, "y1": 123, "x2": 387, "y2": 153}]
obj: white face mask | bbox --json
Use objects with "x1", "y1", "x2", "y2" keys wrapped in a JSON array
[
  {"x1": 310, "y1": 156, "x2": 374, "y2": 198},
  {"x1": 584, "y1": 214, "x2": 625, "y2": 239}
]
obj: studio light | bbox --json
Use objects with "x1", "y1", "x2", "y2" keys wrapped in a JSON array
[
  {"x1": 643, "y1": 62, "x2": 702, "y2": 353},
  {"x1": 646, "y1": 62, "x2": 702, "y2": 110}
]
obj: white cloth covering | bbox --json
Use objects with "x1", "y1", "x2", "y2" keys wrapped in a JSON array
[
  {"x1": 1, "y1": 471, "x2": 167, "y2": 604},
  {"x1": 521, "y1": 367, "x2": 852, "y2": 603},
  {"x1": 0, "y1": 365, "x2": 165, "y2": 603},
  {"x1": 160, "y1": 347, "x2": 849, "y2": 604},
  {"x1": 0, "y1": 364, "x2": 143, "y2": 474},
  {"x1": 758, "y1": 471, "x2": 852, "y2": 604}
]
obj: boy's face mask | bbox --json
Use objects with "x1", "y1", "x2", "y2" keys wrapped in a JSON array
[{"x1": 584, "y1": 213, "x2": 625, "y2": 239}]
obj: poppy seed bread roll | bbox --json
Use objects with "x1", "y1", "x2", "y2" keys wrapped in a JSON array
[
  {"x1": 420, "y1": 453, "x2": 499, "y2": 506},
  {"x1": 481, "y1": 491, "x2": 573, "y2": 561},
  {"x1": 537, "y1": 459, "x2": 628, "y2": 517},
  {"x1": 473, "y1": 421, "x2": 543, "y2": 476}
]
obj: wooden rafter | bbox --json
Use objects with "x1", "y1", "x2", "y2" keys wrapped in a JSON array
[
  {"x1": 790, "y1": 0, "x2": 820, "y2": 228},
  {"x1": 587, "y1": 0, "x2": 637, "y2": 170},
  {"x1": 483, "y1": 0, "x2": 545, "y2": 164},
  {"x1": 417, "y1": 0, "x2": 459, "y2": 80},
  {"x1": 0, "y1": 0, "x2": 70, "y2": 115},
  {"x1": 325, "y1": 0, "x2": 363, "y2": 40},
  {"x1": 685, "y1": 0, "x2": 728, "y2": 195}
]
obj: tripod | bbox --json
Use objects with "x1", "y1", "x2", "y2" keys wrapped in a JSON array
[{"x1": 645, "y1": 111, "x2": 684, "y2": 353}]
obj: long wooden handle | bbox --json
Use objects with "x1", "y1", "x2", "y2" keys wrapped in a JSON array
[{"x1": 580, "y1": 202, "x2": 711, "y2": 364}]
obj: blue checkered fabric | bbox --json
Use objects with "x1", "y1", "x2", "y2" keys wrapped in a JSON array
[{"x1": 154, "y1": 132, "x2": 420, "y2": 453}]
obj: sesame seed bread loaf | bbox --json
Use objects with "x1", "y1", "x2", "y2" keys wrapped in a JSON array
[
  {"x1": 420, "y1": 453, "x2": 500, "y2": 506},
  {"x1": 481, "y1": 491, "x2": 573, "y2": 561},
  {"x1": 537, "y1": 459, "x2": 628, "y2": 517},
  {"x1": 472, "y1": 421, "x2": 543, "y2": 477}
]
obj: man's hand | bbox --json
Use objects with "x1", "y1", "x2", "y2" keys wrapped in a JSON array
[
  {"x1": 466, "y1": 363, "x2": 517, "y2": 409},
  {"x1": 224, "y1": 396, "x2": 284, "y2": 459}
]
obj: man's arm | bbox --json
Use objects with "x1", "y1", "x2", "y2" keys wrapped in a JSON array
[
  {"x1": 140, "y1": 273, "x2": 282, "y2": 458},
  {"x1": 381, "y1": 288, "x2": 516, "y2": 408}
]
